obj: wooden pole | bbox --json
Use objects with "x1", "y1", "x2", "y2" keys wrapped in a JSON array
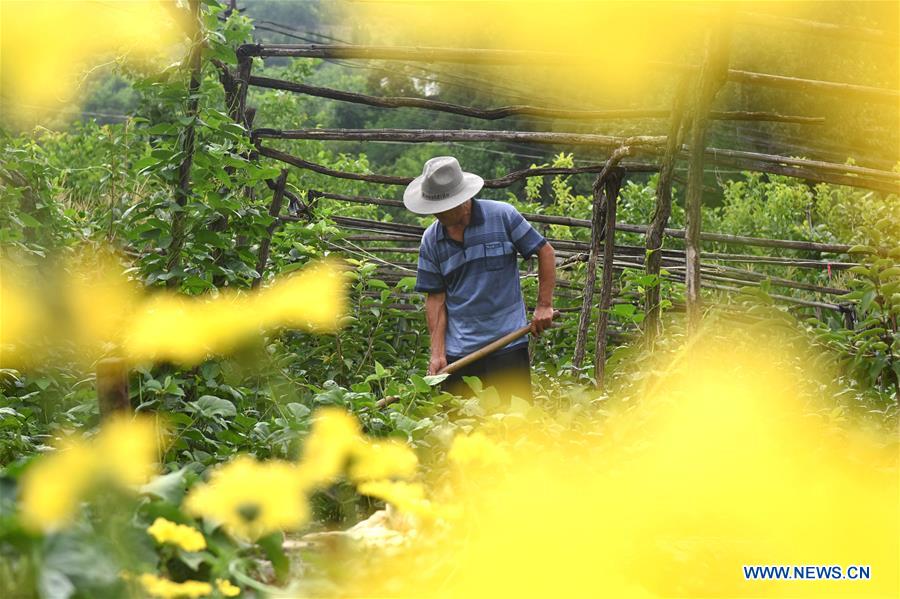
[
  {"x1": 254, "y1": 127, "x2": 666, "y2": 149},
  {"x1": 573, "y1": 147, "x2": 631, "y2": 369},
  {"x1": 97, "y1": 358, "x2": 130, "y2": 417},
  {"x1": 594, "y1": 170, "x2": 625, "y2": 388},
  {"x1": 290, "y1": 207, "x2": 854, "y2": 254},
  {"x1": 258, "y1": 142, "x2": 899, "y2": 195},
  {"x1": 247, "y1": 75, "x2": 825, "y2": 124},
  {"x1": 252, "y1": 169, "x2": 289, "y2": 290},
  {"x1": 438, "y1": 325, "x2": 532, "y2": 376},
  {"x1": 684, "y1": 19, "x2": 731, "y2": 334},
  {"x1": 165, "y1": 0, "x2": 203, "y2": 289},
  {"x1": 237, "y1": 43, "x2": 898, "y2": 104},
  {"x1": 645, "y1": 75, "x2": 690, "y2": 349}
]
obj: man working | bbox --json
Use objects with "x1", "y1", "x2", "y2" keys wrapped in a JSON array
[{"x1": 404, "y1": 156, "x2": 556, "y2": 402}]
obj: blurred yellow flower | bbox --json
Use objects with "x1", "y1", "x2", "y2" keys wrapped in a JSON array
[
  {"x1": 0, "y1": 260, "x2": 45, "y2": 368},
  {"x1": 147, "y1": 517, "x2": 207, "y2": 553},
  {"x1": 18, "y1": 416, "x2": 160, "y2": 532},
  {"x1": 64, "y1": 251, "x2": 139, "y2": 363},
  {"x1": 95, "y1": 415, "x2": 160, "y2": 486},
  {"x1": 257, "y1": 258, "x2": 348, "y2": 332},
  {"x1": 357, "y1": 480, "x2": 439, "y2": 520},
  {"x1": 349, "y1": 439, "x2": 419, "y2": 483},
  {"x1": 297, "y1": 408, "x2": 362, "y2": 487},
  {"x1": 184, "y1": 456, "x2": 308, "y2": 541},
  {"x1": 138, "y1": 573, "x2": 212, "y2": 599},
  {"x1": 0, "y1": 0, "x2": 181, "y2": 128},
  {"x1": 19, "y1": 442, "x2": 96, "y2": 532},
  {"x1": 215, "y1": 578, "x2": 241, "y2": 597},
  {"x1": 125, "y1": 259, "x2": 347, "y2": 365},
  {"x1": 448, "y1": 432, "x2": 510, "y2": 470}
]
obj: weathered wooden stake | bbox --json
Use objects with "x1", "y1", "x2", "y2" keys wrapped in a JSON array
[
  {"x1": 645, "y1": 75, "x2": 690, "y2": 349},
  {"x1": 165, "y1": 0, "x2": 203, "y2": 289},
  {"x1": 572, "y1": 148, "x2": 630, "y2": 368},
  {"x1": 252, "y1": 169, "x2": 289, "y2": 289},
  {"x1": 684, "y1": 19, "x2": 732, "y2": 333},
  {"x1": 97, "y1": 358, "x2": 130, "y2": 418},
  {"x1": 594, "y1": 170, "x2": 624, "y2": 389}
]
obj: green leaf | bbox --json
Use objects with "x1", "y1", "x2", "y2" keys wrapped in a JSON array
[
  {"x1": 848, "y1": 245, "x2": 876, "y2": 255},
  {"x1": 375, "y1": 361, "x2": 387, "y2": 378},
  {"x1": 878, "y1": 266, "x2": 900, "y2": 280},
  {"x1": 191, "y1": 395, "x2": 237, "y2": 418},
  {"x1": 176, "y1": 549, "x2": 211, "y2": 571},
  {"x1": 286, "y1": 402, "x2": 311, "y2": 420},
  {"x1": 462, "y1": 376, "x2": 483, "y2": 394},
  {"x1": 610, "y1": 303, "x2": 636, "y2": 318},
  {"x1": 423, "y1": 374, "x2": 449, "y2": 385},
  {"x1": 410, "y1": 374, "x2": 431, "y2": 394},
  {"x1": 140, "y1": 468, "x2": 189, "y2": 504},
  {"x1": 396, "y1": 276, "x2": 418, "y2": 290},
  {"x1": 258, "y1": 531, "x2": 289, "y2": 583},
  {"x1": 18, "y1": 212, "x2": 43, "y2": 228}
]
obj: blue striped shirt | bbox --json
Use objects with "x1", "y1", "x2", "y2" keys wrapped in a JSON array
[{"x1": 415, "y1": 199, "x2": 547, "y2": 357}]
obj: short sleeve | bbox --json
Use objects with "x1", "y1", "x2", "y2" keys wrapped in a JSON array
[
  {"x1": 504, "y1": 205, "x2": 547, "y2": 259},
  {"x1": 414, "y1": 236, "x2": 445, "y2": 293}
]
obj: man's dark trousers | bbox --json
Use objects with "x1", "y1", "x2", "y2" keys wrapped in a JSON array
[{"x1": 443, "y1": 345, "x2": 532, "y2": 403}]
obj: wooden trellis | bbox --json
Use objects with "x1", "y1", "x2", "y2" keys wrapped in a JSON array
[{"x1": 211, "y1": 26, "x2": 898, "y2": 387}]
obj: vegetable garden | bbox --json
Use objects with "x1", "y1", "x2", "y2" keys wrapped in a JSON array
[{"x1": 0, "y1": 1, "x2": 897, "y2": 597}]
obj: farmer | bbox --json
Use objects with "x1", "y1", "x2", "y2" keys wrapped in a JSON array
[{"x1": 404, "y1": 156, "x2": 556, "y2": 403}]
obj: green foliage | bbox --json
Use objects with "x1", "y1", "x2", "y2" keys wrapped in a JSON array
[
  {"x1": 808, "y1": 239, "x2": 899, "y2": 395},
  {"x1": 1, "y1": 0, "x2": 898, "y2": 595}
]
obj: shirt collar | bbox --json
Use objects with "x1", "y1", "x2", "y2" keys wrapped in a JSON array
[{"x1": 436, "y1": 198, "x2": 483, "y2": 241}]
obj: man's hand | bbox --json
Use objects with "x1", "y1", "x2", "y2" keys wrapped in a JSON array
[
  {"x1": 428, "y1": 354, "x2": 448, "y2": 375},
  {"x1": 531, "y1": 304, "x2": 554, "y2": 335}
]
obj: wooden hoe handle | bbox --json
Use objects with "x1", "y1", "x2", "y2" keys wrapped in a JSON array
[{"x1": 438, "y1": 310, "x2": 559, "y2": 376}]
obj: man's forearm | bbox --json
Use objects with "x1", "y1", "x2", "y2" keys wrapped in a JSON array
[
  {"x1": 537, "y1": 242, "x2": 556, "y2": 307},
  {"x1": 425, "y1": 292, "x2": 447, "y2": 357}
]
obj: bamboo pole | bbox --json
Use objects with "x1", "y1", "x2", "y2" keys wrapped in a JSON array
[
  {"x1": 247, "y1": 74, "x2": 825, "y2": 124},
  {"x1": 594, "y1": 170, "x2": 625, "y2": 388}
]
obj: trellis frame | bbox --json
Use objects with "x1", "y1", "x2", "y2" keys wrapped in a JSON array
[{"x1": 211, "y1": 26, "x2": 897, "y2": 383}]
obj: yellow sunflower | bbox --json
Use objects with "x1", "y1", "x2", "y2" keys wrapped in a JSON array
[{"x1": 184, "y1": 456, "x2": 308, "y2": 540}]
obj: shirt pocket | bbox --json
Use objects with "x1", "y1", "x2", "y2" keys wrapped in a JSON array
[{"x1": 484, "y1": 241, "x2": 512, "y2": 271}]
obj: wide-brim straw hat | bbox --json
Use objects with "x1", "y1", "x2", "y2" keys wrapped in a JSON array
[{"x1": 403, "y1": 156, "x2": 484, "y2": 215}]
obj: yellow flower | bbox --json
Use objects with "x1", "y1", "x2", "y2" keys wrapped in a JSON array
[
  {"x1": 215, "y1": 578, "x2": 241, "y2": 597},
  {"x1": 357, "y1": 480, "x2": 438, "y2": 520},
  {"x1": 256, "y1": 259, "x2": 348, "y2": 332},
  {"x1": 147, "y1": 517, "x2": 206, "y2": 552},
  {"x1": 349, "y1": 439, "x2": 419, "y2": 483},
  {"x1": 297, "y1": 408, "x2": 362, "y2": 487},
  {"x1": 18, "y1": 416, "x2": 161, "y2": 533},
  {"x1": 184, "y1": 456, "x2": 308, "y2": 541},
  {"x1": 448, "y1": 432, "x2": 510, "y2": 469},
  {"x1": 125, "y1": 260, "x2": 347, "y2": 365},
  {"x1": 95, "y1": 415, "x2": 160, "y2": 486},
  {"x1": 138, "y1": 573, "x2": 212, "y2": 599},
  {"x1": 19, "y1": 441, "x2": 96, "y2": 532}
]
